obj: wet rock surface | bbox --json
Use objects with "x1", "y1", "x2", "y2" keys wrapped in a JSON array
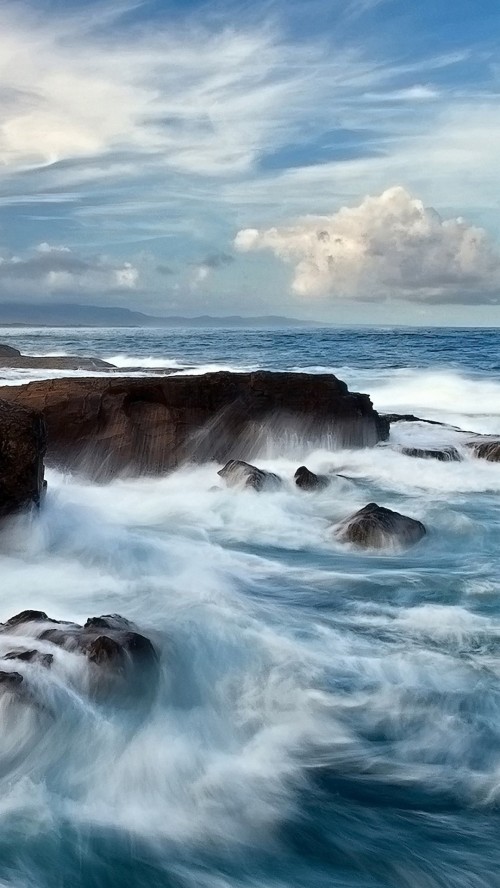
[
  {"x1": 0, "y1": 611, "x2": 159, "y2": 701},
  {"x1": 335, "y1": 502, "x2": 426, "y2": 549},
  {"x1": 0, "y1": 344, "x2": 114, "y2": 371},
  {"x1": 218, "y1": 459, "x2": 282, "y2": 491},
  {"x1": 294, "y1": 465, "x2": 330, "y2": 491},
  {"x1": 467, "y1": 440, "x2": 500, "y2": 462},
  {"x1": 3, "y1": 649, "x2": 53, "y2": 668},
  {"x1": 402, "y1": 446, "x2": 462, "y2": 462},
  {"x1": 0, "y1": 670, "x2": 23, "y2": 687},
  {"x1": 0, "y1": 343, "x2": 21, "y2": 358},
  {"x1": 0, "y1": 400, "x2": 46, "y2": 519},
  {"x1": 0, "y1": 371, "x2": 389, "y2": 479},
  {"x1": 383, "y1": 413, "x2": 453, "y2": 427}
]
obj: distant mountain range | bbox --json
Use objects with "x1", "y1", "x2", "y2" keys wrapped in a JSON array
[{"x1": 0, "y1": 302, "x2": 318, "y2": 328}]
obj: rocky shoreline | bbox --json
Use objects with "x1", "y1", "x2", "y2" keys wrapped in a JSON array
[
  {"x1": 0, "y1": 370, "x2": 388, "y2": 479},
  {"x1": 0, "y1": 343, "x2": 114, "y2": 372},
  {"x1": 0, "y1": 363, "x2": 498, "y2": 548}
]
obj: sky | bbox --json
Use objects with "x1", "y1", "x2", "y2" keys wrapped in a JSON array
[{"x1": 0, "y1": 0, "x2": 500, "y2": 325}]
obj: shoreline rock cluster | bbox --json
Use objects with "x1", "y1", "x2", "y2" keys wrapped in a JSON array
[
  {"x1": 0, "y1": 610, "x2": 159, "y2": 705},
  {"x1": 0, "y1": 343, "x2": 114, "y2": 372},
  {"x1": 217, "y1": 459, "x2": 426, "y2": 549},
  {"x1": 0, "y1": 371, "x2": 389, "y2": 480},
  {"x1": 0, "y1": 367, "x2": 498, "y2": 538}
]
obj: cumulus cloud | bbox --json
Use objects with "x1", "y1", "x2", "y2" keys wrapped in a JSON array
[
  {"x1": 0, "y1": 243, "x2": 139, "y2": 298},
  {"x1": 235, "y1": 187, "x2": 500, "y2": 304}
]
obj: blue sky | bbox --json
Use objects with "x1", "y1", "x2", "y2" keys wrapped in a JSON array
[{"x1": 0, "y1": 0, "x2": 499, "y2": 323}]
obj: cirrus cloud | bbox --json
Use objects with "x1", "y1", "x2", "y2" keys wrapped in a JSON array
[{"x1": 235, "y1": 187, "x2": 500, "y2": 304}]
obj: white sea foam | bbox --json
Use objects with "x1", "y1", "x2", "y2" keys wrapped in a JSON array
[{"x1": 0, "y1": 331, "x2": 499, "y2": 884}]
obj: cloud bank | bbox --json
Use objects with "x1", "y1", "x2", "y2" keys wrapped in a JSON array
[
  {"x1": 0, "y1": 243, "x2": 139, "y2": 300},
  {"x1": 235, "y1": 187, "x2": 500, "y2": 304}
]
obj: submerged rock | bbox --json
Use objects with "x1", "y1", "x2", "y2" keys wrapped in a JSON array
[
  {"x1": 401, "y1": 446, "x2": 462, "y2": 462},
  {"x1": 1, "y1": 610, "x2": 159, "y2": 699},
  {"x1": 35, "y1": 615, "x2": 157, "y2": 666},
  {"x1": 0, "y1": 400, "x2": 46, "y2": 519},
  {"x1": 335, "y1": 502, "x2": 426, "y2": 549},
  {"x1": 0, "y1": 371, "x2": 389, "y2": 479},
  {"x1": 0, "y1": 670, "x2": 23, "y2": 687},
  {"x1": 383, "y1": 413, "x2": 452, "y2": 427},
  {"x1": 3, "y1": 649, "x2": 53, "y2": 668},
  {"x1": 294, "y1": 465, "x2": 330, "y2": 491},
  {"x1": 218, "y1": 459, "x2": 282, "y2": 491}
]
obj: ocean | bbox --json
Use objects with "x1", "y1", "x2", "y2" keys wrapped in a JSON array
[{"x1": 0, "y1": 325, "x2": 499, "y2": 888}]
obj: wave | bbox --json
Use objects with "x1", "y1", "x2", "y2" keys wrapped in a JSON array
[
  {"x1": 0, "y1": 455, "x2": 499, "y2": 886},
  {"x1": 0, "y1": 328, "x2": 499, "y2": 885}
]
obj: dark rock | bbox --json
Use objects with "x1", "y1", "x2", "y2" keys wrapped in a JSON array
[
  {"x1": 384, "y1": 413, "x2": 477, "y2": 435},
  {"x1": 0, "y1": 372, "x2": 389, "y2": 479},
  {"x1": 3, "y1": 649, "x2": 53, "y2": 668},
  {"x1": 0, "y1": 610, "x2": 159, "y2": 708},
  {"x1": 335, "y1": 502, "x2": 426, "y2": 549},
  {"x1": 0, "y1": 670, "x2": 23, "y2": 687},
  {"x1": 294, "y1": 465, "x2": 330, "y2": 491},
  {"x1": 119, "y1": 631, "x2": 158, "y2": 664},
  {"x1": 85, "y1": 636, "x2": 125, "y2": 667},
  {"x1": 38, "y1": 627, "x2": 81, "y2": 649},
  {"x1": 4, "y1": 610, "x2": 51, "y2": 629},
  {"x1": 218, "y1": 459, "x2": 282, "y2": 491},
  {"x1": 401, "y1": 446, "x2": 462, "y2": 462},
  {"x1": 467, "y1": 440, "x2": 500, "y2": 462},
  {"x1": 0, "y1": 355, "x2": 114, "y2": 371},
  {"x1": 383, "y1": 413, "x2": 450, "y2": 427},
  {"x1": 0, "y1": 400, "x2": 46, "y2": 518},
  {"x1": 0, "y1": 343, "x2": 21, "y2": 357},
  {"x1": 35, "y1": 613, "x2": 158, "y2": 669},
  {"x1": 84, "y1": 614, "x2": 133, "y2": 631}
]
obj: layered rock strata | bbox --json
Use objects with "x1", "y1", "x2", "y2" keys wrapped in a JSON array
[{"x1": 0, "y1": 372, "x2": 389, "y2": 479}]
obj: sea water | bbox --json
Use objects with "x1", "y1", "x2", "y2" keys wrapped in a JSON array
[{"x1": 0, "y1": 325, "x2": 499, "y2": 888}]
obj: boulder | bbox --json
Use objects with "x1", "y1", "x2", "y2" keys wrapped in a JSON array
[
  {"x1": 0, "y1": 401, "x2": 46, "y2": 518},
  {"x1": 401, "y1": 446, "x2": 462, "y2": 462},
  {"x1": 0, "y1": 372, "x2": 389, "y2": 479},
  {"x1": 85, "y1": 636, "x2": 125, "y2": 667},
  {"x1": 0, "y1": 670, "x2": 23, "y2": 689},
  {"x1": 294, "y1": 465, "x2": 330, "y2": 491},
  {"x1": 0, "y1": 344, "x2": 21, "y2": 357},
  {"x1": 0, "y1": 611, "x2": 159, "y2": 702},
  {"x1": 335, "y1": 502, "x2": 426, "y2": 549},
  {"x1": 218, "y1": 459, "x2": 282, "y2": 491},
  {"x1": 467, "y1": 440, "x2": 500, "y2": 462},
  {"x1": 3, "y1": 610, "x2": 53, "y2": 629}
]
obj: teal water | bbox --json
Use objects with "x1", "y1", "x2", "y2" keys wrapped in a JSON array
[{"x1": 0, "y1": 326, "x2": 499, "y2": 888}]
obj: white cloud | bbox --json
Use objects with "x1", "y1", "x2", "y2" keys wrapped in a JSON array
[
  {"x1": 363, "y1": 85, "x2": 440, "y2": 101},
  {"x1": 0, "y1": 2, "x2": 377, "y2": 180},
  {"x1": 235, "y1": 187, "x2": 500, "y2": 304},
  {"x1": 115, "y1": 262, "x2": 139, "y2": 289},
  {"x1": 194, "y1": 266, "x2": 210, "y2": 284},
  {"x1": 0, "y1": 243, "x2": 139, "y2": 297}
]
